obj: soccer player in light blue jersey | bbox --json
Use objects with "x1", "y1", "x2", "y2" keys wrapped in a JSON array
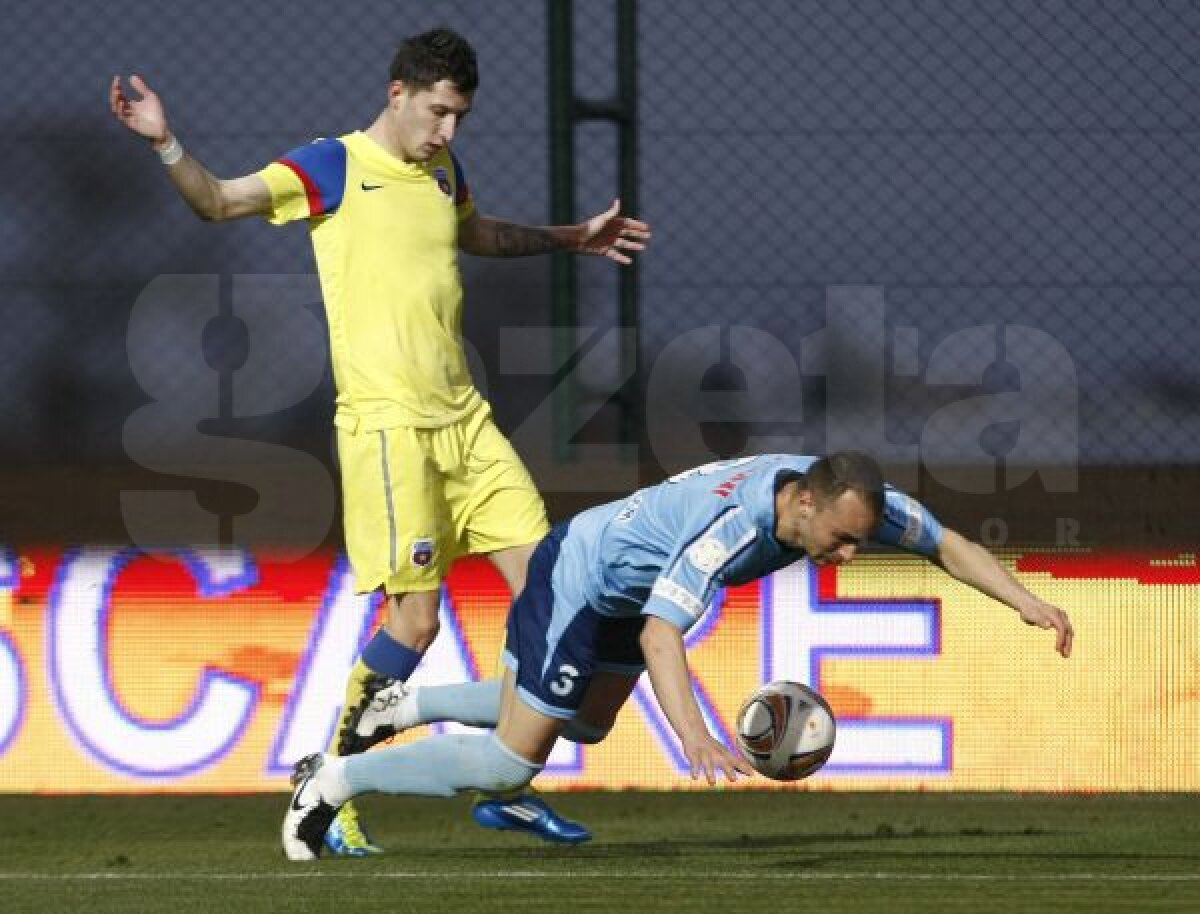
[{"x1": 283, "y1": 452, "x2": 1074, "y2": 858}]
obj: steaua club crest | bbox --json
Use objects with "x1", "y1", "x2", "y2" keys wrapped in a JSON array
[
  {"x1": 433, "y1": 167, "x2": 453, "y2": 197},
  {"x1": 410, "y1": 538, "x2": 435, "y2": 568}
]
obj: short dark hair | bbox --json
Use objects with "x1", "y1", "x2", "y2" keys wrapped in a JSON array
[
  {"x1": 390, "y1": 28, "x2": 479, "y2": 92},
  {"x1": 804, "y1": 451, "x2": 886, "y2": 524}
]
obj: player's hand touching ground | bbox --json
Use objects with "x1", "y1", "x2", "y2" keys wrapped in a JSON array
[
  {"x1": 575, "y1": 198, "x2": 651, "y2": 265},
  {"x1": 110, "y1": 74, "x2": 171, "y2": 146},
  {"x1": 680, "y1": 729, "x2": 756, "y2": 786},
  {"x1": 1018, "y1": 599, "x2": 1074, "y2": 659}
]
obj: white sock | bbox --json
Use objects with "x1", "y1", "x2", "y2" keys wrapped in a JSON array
[{"x1": 317, "y1": 754, "x2": 355, "y2": 806}]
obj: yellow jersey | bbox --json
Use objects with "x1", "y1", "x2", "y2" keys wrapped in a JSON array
[{"x1": 258, "y1": 131, "x2": 479, "y2": 430}]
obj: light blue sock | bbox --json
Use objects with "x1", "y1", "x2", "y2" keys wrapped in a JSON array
[
  {"x1": 341, "y1": 732, "x2": 538, "y2": 798},
  {"x1": 416, "y1": 678, "x2": 502, "y2": 727}
]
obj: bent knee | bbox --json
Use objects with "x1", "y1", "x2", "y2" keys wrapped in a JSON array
[
  {"x1": 405, "y1": 621, "x2": 441, "y2": 653},
  {"x1": 562, "y1": 717, "x2": 612, "y2": 745},
  {"x1": 475, "y1": 735, "x2": 538, "y2": 792},
  {"x1": 386, "y1": 592, "x2": 442, "y2": 652},
  {"x1": 475, "y1": 768, "x2": 535, "y2": 793}
]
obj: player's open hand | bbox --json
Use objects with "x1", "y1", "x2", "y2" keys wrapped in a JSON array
[
  {"x1": 681, "y1": 731, "x2": 757, "y2": 786},
  {"x1": 576, "y1": 198, "x2": 651, "y2": 265},
  {"x1": 110, "y1": 74, "x2": 170, "y2": 146},
  {"x1": 1018, "y1": 599, "x2": 1074, "y2": 659}
]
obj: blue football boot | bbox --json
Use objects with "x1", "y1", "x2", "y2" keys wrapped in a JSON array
[
  {"x1": 323, "y1": 801, "x2": 384, "y2": 857},
  {"x1": 472, "y1": 794, "x2": 592, "y2": 844}
]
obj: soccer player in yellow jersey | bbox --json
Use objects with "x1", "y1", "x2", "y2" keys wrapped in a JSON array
[{"x1": 111, "y1": 28, "x2": 650, "y2": 853}]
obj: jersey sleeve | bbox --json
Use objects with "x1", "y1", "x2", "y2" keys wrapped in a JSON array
[
  {"x1": 873, "y1": 486, "x2": 944, "y2": 558},
  {"x1": 256, "y1": 137, "x2": 347, "y2": 225},
  {"x1": 641, "y1": 506, "x2": 759, "y2": 631},
  {"x1": 449, "y1": 150, "x2": 476, "y2": 222}
]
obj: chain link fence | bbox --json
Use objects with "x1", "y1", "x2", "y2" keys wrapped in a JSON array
[
  {"x1": 2, "y1": 0, "x2": 551, "y2": 467},
  {"x1": 631, "y1": 0, "x2": 1198, "y2": 473},
  {"x1": 1, "y1": 1, "x2": 1196, "y2": 543}
]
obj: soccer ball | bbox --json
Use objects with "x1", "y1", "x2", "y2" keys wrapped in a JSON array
[{"x1": 735, "y1": 681, "x2": 836, "y2": 781}]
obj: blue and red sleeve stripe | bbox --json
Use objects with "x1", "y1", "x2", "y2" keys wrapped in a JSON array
[{"x1": 276, "y1": 137, "x2": 347, "y2": 217}]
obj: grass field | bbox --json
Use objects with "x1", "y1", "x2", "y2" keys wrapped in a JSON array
[{"x1": 1, "y1": 792, "x2": 1197, "y2": 913}]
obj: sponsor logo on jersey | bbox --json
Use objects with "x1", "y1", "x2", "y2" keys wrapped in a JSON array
[{"x1": 712, "y1": 470, "x2": 752, "y2": 498}]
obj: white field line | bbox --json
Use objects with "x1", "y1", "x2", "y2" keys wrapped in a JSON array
[{"x1": 0, "y1": 872, "x2": 1198, "y2": 883}]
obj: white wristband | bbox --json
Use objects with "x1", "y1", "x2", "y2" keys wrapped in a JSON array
[{"x1": 156, "y1": 136, "x2": 183, "y2": 166}]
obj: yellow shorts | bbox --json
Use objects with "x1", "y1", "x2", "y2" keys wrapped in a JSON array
[{"x1": 337, "y1": 401, "x2": 549, "y2": 594}]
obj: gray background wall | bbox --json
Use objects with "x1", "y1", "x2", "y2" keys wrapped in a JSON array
[{"x1": 2, "y1": 1, "x2": 1197, "y2": 543}]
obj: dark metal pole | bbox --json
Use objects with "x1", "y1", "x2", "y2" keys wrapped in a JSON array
[
  {"x1": 615, "y1": 0, "x2": 639, "y2": 454},
  {"x1": 547, "y1": 0, "x2": 577, "y2": 461}
]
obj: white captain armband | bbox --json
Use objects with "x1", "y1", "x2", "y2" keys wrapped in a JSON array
[{"x1": 650, "y1": 578, "x2": 705, "y2": 619}]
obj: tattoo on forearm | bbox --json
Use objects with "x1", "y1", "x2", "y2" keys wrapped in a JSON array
[{"x1": 487, "y1": 221, "x2": 563, "y2": 257}]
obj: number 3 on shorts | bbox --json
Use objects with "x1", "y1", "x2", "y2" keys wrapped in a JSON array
[{"x1": 549, "y1": 664, "x2": 580, "y2": 697}]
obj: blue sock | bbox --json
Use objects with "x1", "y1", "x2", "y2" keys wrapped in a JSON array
[
  {"x1": 416, "y1": 678, "x2": 502, "y2": 728},
  {"x1": 360, "y1": 628, "x2": 423, "y2": 681},
  {"x1": 342, "y1": 732, "x2": 538, "y2": 798}
]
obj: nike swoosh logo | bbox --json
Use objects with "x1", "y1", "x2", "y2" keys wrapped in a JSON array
[
  {"x1": 291, "y1": 779, "x2": 311, "y2": 811},
  {"x1": 361, "y1": 182, "x2": 384, "y2": 191}
]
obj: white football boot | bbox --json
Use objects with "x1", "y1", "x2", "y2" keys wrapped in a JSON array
[
  {"x1": 282, "y1": 753, "x2": 341, "y2": 861},
  {"x1": 344, "y1": 679, "x2": 420, "y2": 753}
]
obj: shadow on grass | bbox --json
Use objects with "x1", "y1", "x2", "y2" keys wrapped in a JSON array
[{"x1": 440, "y1": 828, "x2": 1200, "y2": 866}]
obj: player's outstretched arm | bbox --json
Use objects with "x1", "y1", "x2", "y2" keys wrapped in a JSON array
[
  {"x1": 458, "y1": 198, "x2": 650, "y2": 264},
  {"x1": 110, "y1": 74, "x2": 270, "y2": 222},
  {"x1": 934, "y1": 529, "x2": 1075, "y2": 658},
  {"x1": 639, "y1": 616, "x2": 756, "y2": 785}
]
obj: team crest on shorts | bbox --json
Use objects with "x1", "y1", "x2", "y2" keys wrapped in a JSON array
[
  {"x1": 410, "y1": 538, "x2": 435, "y2": 568},
  {"x1": 433, "y1": 167, "x2": 453, "y2": 197}
]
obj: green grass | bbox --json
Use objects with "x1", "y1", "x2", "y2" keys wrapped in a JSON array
[{"x1": 0, "y1": 793, "x2": 1197, "y2": 913}]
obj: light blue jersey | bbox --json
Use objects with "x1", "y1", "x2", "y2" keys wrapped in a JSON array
[
  {"x1": 333, "y1": 455, "x2": 950, "y2": 810},
  {"x1": 503, "y1": 454, "x2": 944, "y2": 719},
  {"x1": 551, "y1": 455, "x2": 943, "y2": 633}
]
